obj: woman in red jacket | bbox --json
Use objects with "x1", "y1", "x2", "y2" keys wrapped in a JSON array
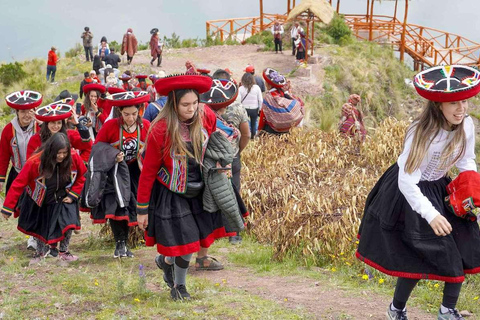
[
  {"x1": 136, "y1": 74, "x2": 232, "y2": 301},
  {"x1": 1, "y1": 132, "x2": 86, "y2": 264},
  {"x1": 27, "y1": 103, "x2": 92, "y2": 163},
  {"x1": 91, "y1": 91, "x2": 151, "y2": 258},
  {"x1": 0, "y1": 90, "x2": 42, "y2": 195},
  {"x1": 81, "y1": 83, "x2": 110, "y2": 140}
]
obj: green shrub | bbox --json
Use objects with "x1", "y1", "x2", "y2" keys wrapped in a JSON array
[
  {"x1": 164, "y1": 33, "x2": 181, "y2": 48},
  {"x1": 138, "y1": 42, "x2": 149, "y2": 51},
  {"x1": 0, "y1": 62, "x2": 27, "y2": 86},
  {"x1": 65, "y1": 43, "x2": 83, "y2": 58},
  {"x1": 181, "y1": 38, "x2": 199, "y2": 48},
  {"x1": 109, "y1": 40, "x2": 121, "y2": 53},
  {"x1": 24, "y1": 76, "x2": 47, "y2": 92},
  {"x1": 325, "y1": 14, "x2": 353, "y2": 45}
]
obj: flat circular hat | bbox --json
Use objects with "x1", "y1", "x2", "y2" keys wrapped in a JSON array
[
  {"x1": 414, "y1": 65, "x2": 480, "y2": 102},
  {"x1": 200, "y1": 79, "x2": 238, "y2": 110},
  {"x1": 150, "y1": 28, "x2": 159, "y2": 35},
  {"x1": 262, "y1": 67, "x2": 287, "y2": 89},
  {"x1": 35, "y1": 103, "x2": 73, "y2": 122},
  {"x1": 196, "y1": 68, "x2": 211, "y2": 75},
  {"x1": 119, "y1": 74, "x2": 132, "y2": 81},
  {"x1": 83, "y1": 83, "x2": 106, "y2": 94},
  {"x1": 154, "y1": 74, "x2": 213, "y2": 97},
  {"x1": 105, "y1": 91, "x2": 150, "y2": 107},
  {"x1": 5, "y1": 90, "x2": 43, "y2": 110},
  {"x1": 107, "y1": 87, "x2": 126, "y2": 95},
  {"x1": 136, "y1": 74, "x2": 148, "y2": 80}
]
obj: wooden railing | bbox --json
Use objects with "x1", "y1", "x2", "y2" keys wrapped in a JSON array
[
  {"x1": 206, "y1": 13, "x2": 287, "y2": 43},
  {"x1": 344, "y1": 14, "x2": 480, "y2": 68}
]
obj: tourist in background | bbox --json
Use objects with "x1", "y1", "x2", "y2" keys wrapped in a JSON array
[
  {"x1": 98, "y1": 36, "x2": 110, "y2": 63},
  {"x1": 79, "y1": 72, "x2": 93, "y2": 99},
  {"x1": 239, "y1": 72, "x2": 263, "y2": 138},
  {"x1": 121, "y1": 28, "x2": 138, "y2": 65},
  {"x1": 290, "y1": 21, "x2": 303, "y2": 56},
  {"x1": 271, "y1": 21, "x2": 284, "y2": 54},
  {"x1": 104, "y1": 48, "x2": 121, "y2": 69},
  {"x1": 92, "y1": 55, "x2": 102, "y2": 75},
  {"x1": 244, "y1": 64, "x2": 265, "y2": 93},
  {"x1": 81, "y1": 27, "x2": 94, "y2": 62},
  {"x1": 46, "y1": 46, "x2": 58, "y2": 83}
]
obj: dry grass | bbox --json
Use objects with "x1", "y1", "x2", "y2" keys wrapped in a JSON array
[{"x1": 241, "y1": 118, "x2": 409, "y2": 264}]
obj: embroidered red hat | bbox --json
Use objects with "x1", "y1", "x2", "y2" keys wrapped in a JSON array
[
  {"x1": 5, "y1": 90, "x2": 43, "y2": 110},
  {"x1": 196, "y1": 68, "x2": 211, "y2": 75},
  {"x1": 263, "y1": 67, "x2": 287, "y2": 89},
  {"x1": 83, "y1": 83, "x2": 106, "y2": 94},
  {"x1": 154, "y1": 74, "x2": 213, "y2": 97},
  {"x1": 119, "y1": 74, "x2": 132, "y2": 81},
  {"x1": 107, "y1": 87, "x2": 126, "y2": 95},
  {"x1": 414, "y1": 65, "x2": 480, "y2": 102},
  {"x1": 244, "y1": 65, "x2": 255, "y2": 73},
  {"x1": 446, "y1": 170, "x2": 480, "y2": 221},
  {"x1": 136, "y1": 74, "x2": 148, "y2": 80},
  {"x1": 35, "y1": 103, "x2": 73, "y2": 122},
  {"x1": 200, "y1": 78, "x2": 238, "y2": 110},
  {"x1": 105, "y1": 91, "x2": 150, "y2": 107}
]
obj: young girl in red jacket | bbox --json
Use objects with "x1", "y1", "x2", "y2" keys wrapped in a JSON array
[
  {"x1": 1, "y1": 132, "x2": 86, "y2": 264},
  {"x1": 27, "y1": 102, "x2": 92, "y2": 163},
  {"x1": 90, "y1": 91, "x2": 151, "y2": 258},
  {"x1": 136, "y1": 74, "x2": 233, "y2": 301},
  {"x1": 0, "y1": 90, "x2": 42, "y2": 195},
  {"x1": 357, "y1": 65, "x2": 480, "y2": 319},
  {"x1": 81, "y1": 83, "x2": 111, "y2": 141}
]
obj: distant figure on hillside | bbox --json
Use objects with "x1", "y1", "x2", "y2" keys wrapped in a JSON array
[
  {"x1": 150, "y1": 28, "x2": 163, "y2": 67},
  {"x1": 81, "y1": 27, "x2": 94, "y2": 62},
  {"x1": 290, "y1": 21, "x2": 303, "y2": 56},
  {"x1": 271, "y1": 21, "x2": 284, "y2": 54},
  {"x1": 98, "y1": 36, "x2": 110, "y2": 62},
  {"x1": 46, "y1": 46, "x2": 58, "y2": 83},
  {"x1": 244, "y1": 64, "x2": 265, "y2": 93},
  {"x1": 104, "y1": 48, "x2": 121, "y2": 69},
  {"x1": 121, "y1": 28, "x2": 138, "y2": 65},
  {"x1": 185, "y1": 60, "x2": 197, "y2": 74},
  {"x1": 338, "y1": 94, "x2": 367, "y2": 142},
  {"x1": 239, "y1": 72, "x2": 263, "y2": 138}
]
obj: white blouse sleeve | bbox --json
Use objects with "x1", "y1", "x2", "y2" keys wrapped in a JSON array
[
  {"x1": 255, "y1": 86, "x2": 263, "y2": 109},
  {"x1": 455, "y1": 116, "x2": 477, "y2": 172},
  {"x1": 397, "y1": 129, "x2": 441, "y2": 224}
]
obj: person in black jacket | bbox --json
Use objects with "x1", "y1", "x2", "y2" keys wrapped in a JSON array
[
  {"x1": 104, "y1": 48, "x2": 121, "y2": 69},
  {"x1": 79, "y1": 72, "x2": 91, "y2": 99}
]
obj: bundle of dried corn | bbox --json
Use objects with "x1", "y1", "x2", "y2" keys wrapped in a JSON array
[{"x1": 241, "y1": 118, "x2": 410, "y2": 263}]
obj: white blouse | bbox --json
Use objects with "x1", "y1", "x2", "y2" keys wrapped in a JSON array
[{"x1": 397, "y1": 116, "x2": 477, "y2": 223}]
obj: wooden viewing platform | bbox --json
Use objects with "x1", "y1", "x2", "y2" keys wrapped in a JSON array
[{"x1": 205, "y1": 0, "x2": 480, "y2": 70}]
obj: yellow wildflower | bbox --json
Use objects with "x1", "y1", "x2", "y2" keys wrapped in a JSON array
[
  {"x1": 331, "y1": 267, "x2": 337, "y2": 272},
  {"x1": 474, "y1": 296, "x2": 479, "y2": 301},
  {"x1": 379, "y1": 278, "x2": 385, "y2": 284},
  {"x1": 362, "y1": 275, "x2": 369, "y2": 280}
]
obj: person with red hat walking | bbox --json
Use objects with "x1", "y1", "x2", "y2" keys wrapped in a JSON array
[
  {"x1": 87, "y1": 91, "x2": 151, "y2": 258},
  {"x1": 149, "y1": 28, "x2": 163, "y2": 67},
  {"x1": 81, "y1": 83, "x2": 109, "y2": 141},
  {"x1": 136, "y1": 73, "x2": 233, "y2": 300},
  {"x1": 356, "y1": 65, "x2": 480, "y2": 320},
  {"x1": 244, "y1": 65, "x2": 265, "y2": 93},
  {"x1": 121, "y1": 28, "x2": 138, "y2": 65}
]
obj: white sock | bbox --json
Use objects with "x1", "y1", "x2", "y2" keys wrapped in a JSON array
[
  {"x1": 440, "y1": 304, "x2": 451, "y2": 314},
  {"x1": 390, "y1": 303, "x2": 406, "y2": 312}
]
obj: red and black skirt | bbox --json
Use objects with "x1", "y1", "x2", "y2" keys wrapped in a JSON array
[
  {"x1": 5, "y1": 168, "x2": 19, "y2": 195},
  {"x1": 356, "y1": 164, "x2": 480, "y2": 283},
  {"x1": 90, "y1": 162, "x2": 140, "y2": 226},
  {"x1": 17, "y1": 194, "x2": 80, "y2": 244}
]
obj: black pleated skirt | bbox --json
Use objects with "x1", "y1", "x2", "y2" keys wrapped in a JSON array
[
  {"x1": 356, "y1": 164, "x2": 480, "y2": 283},
  {"x1": 90, "y1": 162, "x2": 139, "y2": 226},
  {"x1": 144, "y1": 180, "x2": 234, "y2": 257},
  {"x1": 17, "y1": 194, "x2": 80, "y2": 244},
  {"x1": 5, "y1": 168, "x2": 18, "y2": 195}
]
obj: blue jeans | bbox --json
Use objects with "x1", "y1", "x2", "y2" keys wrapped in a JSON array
[
  {"x1": 246, "y1": 108, "x2": 259, "y2": 138},
  {"x1": 46, "y1": 65, "x2": 56, "y2": 82},
  {"x1": 84, "y1": 46, "x2": 93, "y2": 61}
]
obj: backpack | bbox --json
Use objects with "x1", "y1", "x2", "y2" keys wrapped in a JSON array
[{"x1": 262, "y1": 91, "x2": 304, "y2": 132}]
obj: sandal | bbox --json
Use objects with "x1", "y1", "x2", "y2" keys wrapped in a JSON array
[{"x1": 195, "y1": 256, "x2": 224, "y2": 271}]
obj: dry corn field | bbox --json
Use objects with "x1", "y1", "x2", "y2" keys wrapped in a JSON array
[{"x1": 241, "y1": 118, "x2": 410, "y2": 264}]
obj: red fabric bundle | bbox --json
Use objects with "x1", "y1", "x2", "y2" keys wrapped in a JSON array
[{"x1": 446, "y1": 171, "x2": 480, "y2": 221}]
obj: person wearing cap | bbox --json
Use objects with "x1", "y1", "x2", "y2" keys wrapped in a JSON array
[
  {"x1": 271, "y1": 20, "x2": 284, "y2": 54},
  {"x1": 136, "y1": 74, "x2": 233, "y2": 300},
  {"x1": 149, "y1": 29, "x2": 163, "y2": 67},
  {"x1": 121, "y1": 28, "x2": 138, "y2": 65},
  {"x1": 89, "y1": 91, "x2": 151, "y2": 258},
  {"x1": 290, "y1": 21, "x2": 303, "y2": 56},
  {"x1": 136, "y1": 75, "x2": 149, "y2": 91},
  {"x1": 46, "y1": 46, "x2": 58, "y2": 83},
  {"x1": 81, "y1": 27, "x2": 94, "y2": 62},
  {"x1": 89, "y1": 70, "x2": 100, "y2": 84},
  {"x1": 258, "y1": 68, "x2": 304, "y2": 135},
  {"x1": 239, "y1": 72, "x2": 263, "y2": 138},
  {"x1": 120, "y1": 72, "x2": 134, "y2": 91},
  {"x1": 356, "y1": 65, "x2": 480, "y2": 320},
  {"x1": 1, "y1": 132, "x2": 86, "y2": 264},
  {"x1": 244, "y1": 65, "x2": 265, "y2": 93},
  {"x1": 201, "y1": 69, "x2": 250, "y2": 245},
  {"x1": 81, "y1": 83, "x2": 109, "y2": 140},
  {"x1": 27, "y1": 97, "x2": 92, "y2": 163},
  {"x1": 104, "y1": 47, "x2": 121, "y2": 69}
]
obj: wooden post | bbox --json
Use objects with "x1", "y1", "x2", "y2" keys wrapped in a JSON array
[
  {"x1": 311, "y1": 20, "x2": 315, "y2": 56},
  {"x1": 230, "y1": 20, "x2": 234, "y2": 39},
  {"x1": 306, "y1": 18, "x2": 310, "y2": 62},
  {"x1": 369, "y1": 0, "x2": 375, "y2": 41},
  {"x1": 206, "y1": 22, "x2": 210, "y2": 40},
  {"x1": 336, "y1": 0, "x2": 340, "y2": 13},
  {"x1": 400, "y1": 0, "x2": 409, "y2": 62},
  {"x1": 393, "y1": 0, "x2": 398, "y2": 22},
  {"x1": 445, "y1": 33, "x2": 449, "y2": 48},
  {"x1": 288, "y1": 0, "x2": 291, "y2": 14},
  {"x1": 260, "y1": 0, "x2": 264, "y2": 31},
  {"x1": 293, "y1": 0, "x2": 296, "y2": 8},
  {"x1": 329, "y1": 0, "x2": 332, "y2": 4},
  {"x1": 366, "y1": 0, "x2": 370, "y2": 20}
]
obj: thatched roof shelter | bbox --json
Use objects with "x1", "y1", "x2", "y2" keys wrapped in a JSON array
[{"x1": 286, "y1": 0, "x2": 335, "y2": 24}]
